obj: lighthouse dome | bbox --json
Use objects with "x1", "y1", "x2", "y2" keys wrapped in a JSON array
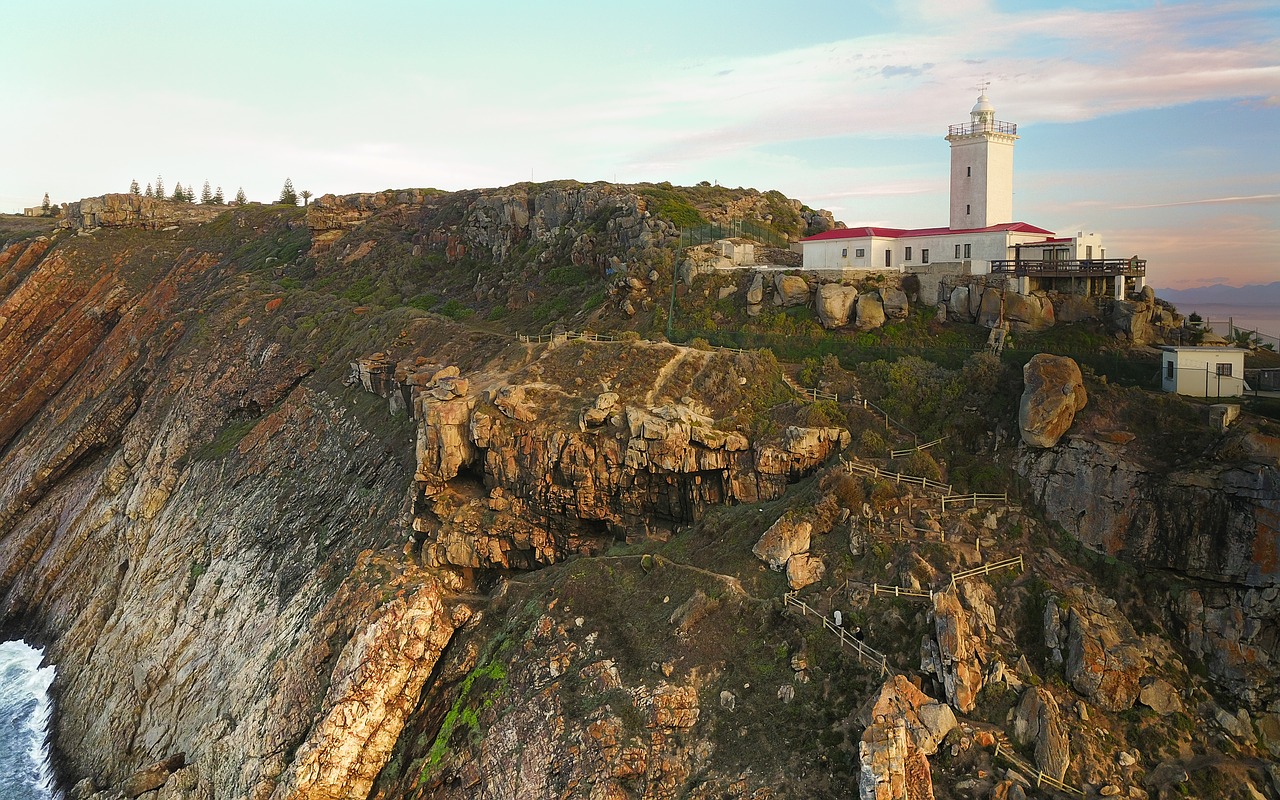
[{"x1": 971, "y1": 91, "x2": 995, "y2": 116}]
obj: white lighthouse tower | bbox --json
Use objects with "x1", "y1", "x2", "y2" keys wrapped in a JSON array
[{"x1": 946, "y1": 89, "x2": 1018, "y2": 230}]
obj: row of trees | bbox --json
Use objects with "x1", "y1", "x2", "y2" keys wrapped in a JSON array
[
  {"x1": 130, "y1": 177, "x2": 246, "y2": 206},
  {"x1": 127, "y1": 177, "x2": 312, "y2": 207}
]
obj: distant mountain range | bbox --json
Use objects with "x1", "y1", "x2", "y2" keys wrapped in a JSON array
[{"x1": 1157, "y1": 281, "x2": 1280, "y2": 306}]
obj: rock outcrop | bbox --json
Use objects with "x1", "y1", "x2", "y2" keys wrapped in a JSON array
[
  {"x1": 816, "y1": 283, "x2": 858, "y2": 328},
  {"x1": 1058, "y1": 593, "x2": 1147, "y2": 711},
  {"x1": 856, "y1": 675, "x2": 956, "y2": 800},
  {"x1": 1012, "y1": 687, "x2": 1070, "y2": 781},
  {"x1": 1018, "y1": 354, "x2": 1087, "y2": 447},
  {"x1": 400, "y1": 343, "x2": 850, "y2": 570},
  {"x1": 930, "y1": 589, "x2": 985, "y2": 713},
  {"x1": 753, "y1": 517, "x2": 812, "y2": 570},
  {"x1": 60, "y1": 193, "x2": 223, "y2": 231},
  {"x1": 856, "y1": 293, "x2": 886, "y2": 331},
  {"x1": 774, "y1": 273, "x2": 811, "y2": 307}
]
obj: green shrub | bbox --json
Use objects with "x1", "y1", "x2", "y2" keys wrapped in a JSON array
[
  {"x1": 545, "y1": 264, "x2": 591, "y2": 286},
  {"x1": 858, "y1": 429, "x2": 888, "y2": 457},
  {"x1": 804, "y1": 399, "x2": 843, "y2": 428},
  {"x1": 407, "y1": 293, "x2": 439, "y2": 311},
  {"x1": 439, "y1": 299, "x2": 474, "y2": 320}
]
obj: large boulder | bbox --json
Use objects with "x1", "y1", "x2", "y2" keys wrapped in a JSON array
[
  {"x1": 1005, "y1": 292, "x2": 1055, "y2": 332},
  {"x1": 1109, "y1": 299, "x2": 1155, "y2": 344},
  {"x1": 746, "y1": 272, "x2": 764, "y2": 305},
  {"x1": 880, "y1": 287, "x2": 910, "y2": 320},
  {"x1": 1018, "y1": 354, "x2": 1087, "y2": 448},
  {"x1": 751, "y1": 517, "x2": 812, "y2": 570},
  {"x1": 774, "y1": 274, "x2": 810, "y2": 307},
  {"x1": 977, "y1": 288, "x2": 1003, "y2": 328},
  {"x1": 1065, "y1": 607, "x2": 1145, "y2": 711},
  {"x1": 856, "y1": 293, "x2": 886, "y2": 331},
  {"x1": 1012, "y1": 687, "x2": 1070, "y2": 782},
  {"x1": 948, "y1": 286, "x2": 972, "y2": 322},
  {"x1": 816, "y1": 283, "x2": 858, "y2": 328},
  {"x1": 1139, "y1": 677, "x2": 1184, "y2": 715},
  {"x1": 1054, "y1": 293, "x2": 1097, "y2": 323},
  {"x1": 786, "y1": 553, "x2": 826, "y2": 590}
]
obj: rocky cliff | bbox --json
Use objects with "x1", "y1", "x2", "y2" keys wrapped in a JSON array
[{"x1": 1017, "y1": 392, "x2": 1280, "y2": 706}]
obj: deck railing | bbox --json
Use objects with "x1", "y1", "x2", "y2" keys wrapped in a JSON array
[
  {"x1": 948, "y1": 120, "x2": 1017, "y2": 136},
  {"x1": 989, "y1": 258, "x2": 1146, "y2": 277}
]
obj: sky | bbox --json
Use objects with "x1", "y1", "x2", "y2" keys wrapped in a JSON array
[{"x1": 1, "y1": 0, "x2": 1276, "y2": 289}]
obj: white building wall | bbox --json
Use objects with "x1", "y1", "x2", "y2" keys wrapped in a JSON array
[
  {"x1": 949, "y1": 133, "x2": 1016, "y2": 230},
  {"x1": 1161, "y1": 350, "x2": 1246, "y2": 397},
  {"x1": 800, "y1": 237, "x2": 899, "y2": 271}
]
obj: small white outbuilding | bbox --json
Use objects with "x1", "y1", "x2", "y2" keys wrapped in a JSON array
[{"x1": 1160, "y1": 346, "x2": 1247, "y2": 398}]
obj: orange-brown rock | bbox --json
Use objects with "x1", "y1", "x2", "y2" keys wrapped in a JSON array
[{"x1": 1018, "y1": 354, "x2": 1087, "y2": 447}]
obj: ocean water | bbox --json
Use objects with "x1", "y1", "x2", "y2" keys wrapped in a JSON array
[
  {"x1": 0, "y1": 641, "x2": 57, "y2": 800},
  {"x1": 1185, "y1": 304, "x2": 1280, "y2": 339}
]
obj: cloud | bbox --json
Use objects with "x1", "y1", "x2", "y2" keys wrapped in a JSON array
[
  {"x1": 1116, "y1": 194, "x2": 1280, "y2": 209},
  {"x1": 605, "y1": 2, "x2": 1279, "y2": 170}
]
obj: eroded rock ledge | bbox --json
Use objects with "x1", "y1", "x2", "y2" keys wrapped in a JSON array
[{"x1": 354, "y1": 342, "x2": 850, "y2": 571}]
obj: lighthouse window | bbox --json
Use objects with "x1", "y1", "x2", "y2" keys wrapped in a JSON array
[
  {"x1": 964, "y1": 244, "x2": 971, "y2": 258},
  {"x1": 966, "y1": 166, "x2": 971, "y2": 177},
  {"x1": 841, "y1": 248, "x2": 847, "y2": 258},
  {"x1": 966, "y1": 204, "x2": 971, "y2": 215},
  {"x1": 905, "y1": 247, "x2": 912, "y2": 262},
  {"x1": 922, "y1": 249, "x2": 930, "y2": 264},
  {"x1": 955, "y1": 244, "x2": 962, "y2": 258}
]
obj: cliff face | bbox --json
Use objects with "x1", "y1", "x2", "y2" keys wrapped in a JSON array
[
  {"x1": 0, "y1": 214, "x2": 478, "y2": 799},
  {"x1": 1017, "y1": 431, "x2": 1280, "y2": 704},
  {"x1": 0, "y1": 188, "x2": 849, "y2": 799}
]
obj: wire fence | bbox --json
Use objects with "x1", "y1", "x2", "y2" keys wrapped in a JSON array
[{"x1": 679, "y1": 219, "x2": 792, "y2": 249}]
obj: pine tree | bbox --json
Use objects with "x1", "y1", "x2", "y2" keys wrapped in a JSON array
[
  {"x1": 278, "y1": 178, "x2": 298, "y2": 206},
  {"x1": 213, "y1": 186, "x2": 225, "y2": 205},
  {"x1": 172, "y1": 182, "x2": 184, "y2": 202},
  {"x1": 300, "y1": 189, "x2": 312, "y2": 207},
  {"x1": 201, "y1": 180, "x2": 213, "y2": 204},
  {"x1": 130, "y1": 179, "x2": 141, "y2": 196},
  {"x1": 155, "y1": 176, "x2": 165, "y2": 200},
  {"x1": 145, "y1": 183, "x2": 154, "y2": 198},
  {"x1": 41, "y1": 193, "x2": 50, "y2": 213},
  {"x1": 234, "y1": 187, "x2": 247, "y2": 205}
]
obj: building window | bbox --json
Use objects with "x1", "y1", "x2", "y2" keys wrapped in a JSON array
[
  {"x1": 1086, "y1": 245, "x2": 1093, "y2": 260},
  {"x1": 1216, "y1": 363, "x2": 1233, "y2": 377},
  {"x1": 905, "y1": 246, "x2": 912, "y2": 262},
  {"x1": 884, "y1": 250, "x2": 891, "y2": 268},
  {"x1": 955, "y1": 244, "x2": 962, "y2": 258},
  {"x1": 964, "y1": 243, "x2": 971, "y2": 258},
  {"x1": 922, "y1": 249, "x2": 930, "y2": 264},
  {"x1": 1166, "y1": 360, "x2": 1174, "y2": 380},
  {"x1": 855, "y1": 248, "x2": 865, "y2": 258},
  {"x1": 966, "y1": 204, "x2": 971, "y2": 215},
  {"x1": 841, "y1": 248, "x2": 848, "y2": 258},
  {"x1": 966, "y1": 166, "x2": 971, "y2": 177}
]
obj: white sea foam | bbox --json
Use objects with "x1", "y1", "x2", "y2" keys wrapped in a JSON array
[{"x1": 0, "y1": 640, "x2": 58, "y2": 800}]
